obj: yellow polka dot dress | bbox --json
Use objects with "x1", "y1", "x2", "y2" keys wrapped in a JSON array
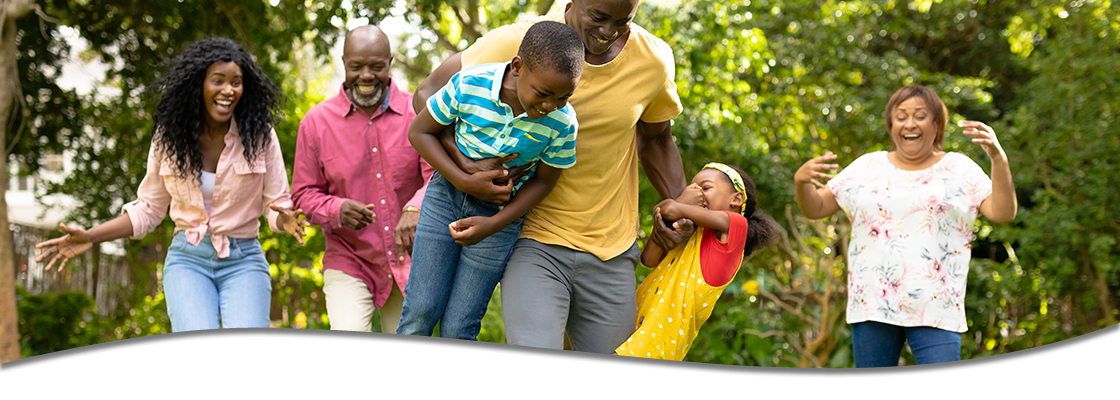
[{"x1": 616, "y1": 211, "x2": 748, "y2": 360}]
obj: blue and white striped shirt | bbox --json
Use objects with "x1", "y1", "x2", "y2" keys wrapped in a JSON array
[{"x1": 427, "y1": 62, "x2": 578, "y2": 192}]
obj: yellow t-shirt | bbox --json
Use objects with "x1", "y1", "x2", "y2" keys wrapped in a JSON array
[{"x1": 461, "y1": 9, "x2": 683, "y2": 260}]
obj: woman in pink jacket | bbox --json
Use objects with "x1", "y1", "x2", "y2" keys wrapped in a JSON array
[{"x1": 35, "y1": 38, "x2": 308, "y2": 332}]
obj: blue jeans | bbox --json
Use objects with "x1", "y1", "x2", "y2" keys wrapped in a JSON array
[
  {"x1": 162, "y1": 231, "x2": 272, "y2": 332},
  {"x1": 851, "y1": 321, "x2": 962, "y2": 367},
  {"x1": 396, "y1": 172, "x2": 525, "y2": 340}
]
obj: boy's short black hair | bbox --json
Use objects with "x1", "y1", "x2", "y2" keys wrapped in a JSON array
[{"x1": 518, "y1": 21, "x2": 584, "y2": 78}]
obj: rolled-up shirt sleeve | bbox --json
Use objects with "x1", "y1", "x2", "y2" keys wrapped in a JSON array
[
  {"x1": 291, "y1": 117, "x2": 346, "y2": 229},
  {"x1": 260, "y1": 129, "x2": 294, "y2": 233},
  {"x1": 121, "y1": 145, "x2": 171, "y2": 239}
]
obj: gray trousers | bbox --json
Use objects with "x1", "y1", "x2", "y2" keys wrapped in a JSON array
[{"x1": 500, "y1": 238, "x2": 640, "y2": 353}]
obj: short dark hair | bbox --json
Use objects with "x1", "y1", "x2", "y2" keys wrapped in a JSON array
[
  {"x1": 518, "y1": 21, "x2": 584, "y2": 78},
  {"x1": 884, "y1": 85, "x2": 949, "y2": 150}
]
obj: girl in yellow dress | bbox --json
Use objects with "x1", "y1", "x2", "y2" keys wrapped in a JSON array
[{"x1": 616, "y1": 163, "x2": 780, "y2": 360}]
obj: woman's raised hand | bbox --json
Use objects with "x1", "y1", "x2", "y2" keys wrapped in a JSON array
[
  {"x1": 34, "y1": 223, "x2": 94, "y2": 272},
  {"x1": 270, "y1": 204, "x2": 311, "y2": 245},
  {"x1": 960, "y1": 121, "x2": 1006, "y2": 160},
  {"x1": 794, "y1": 152, "x2": 840, "y2": 189}
]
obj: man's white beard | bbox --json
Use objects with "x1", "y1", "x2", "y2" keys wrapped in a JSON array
[{"x1": 348, "y1": 82, "x2": 384, "y2": 108}]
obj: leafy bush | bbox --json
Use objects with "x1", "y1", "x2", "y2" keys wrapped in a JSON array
[{"x1": 16, "y1": 287, "x2": 100, "y2": 358}]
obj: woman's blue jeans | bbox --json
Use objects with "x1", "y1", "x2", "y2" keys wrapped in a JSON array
[
  {"x1": 851, "y1": 321, "x2": 962, "y2": 367},
  {"x1": 396, "y1": 172, "x2": 524, "y2": 340},
  {"x1": 162, "y1": 231, "x2": 272, "y2": 332}
]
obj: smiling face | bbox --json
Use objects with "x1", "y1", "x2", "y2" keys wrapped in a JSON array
[
  {"x1": 566, "y1": 0, "x2": 639, "y2": 56},
  {"x1": 342, "y1": 27, "x2": 393, "y2": 112},
  {"x1": 693, "y1": 169, "x2": 744, "y2": 213},
  {"x1": 889, "y1": 96, "x2": 939, "y2": 163},
  {"x1": 511, "y1": 57, "x2": 579, "y2": 120},
  {"x1": 201, "y1": 61, "x2": 243, "y2": 126}
]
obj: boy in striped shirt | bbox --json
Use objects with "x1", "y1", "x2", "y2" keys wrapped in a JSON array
[{"x1": 397, "y1": 21, "x2": 583, "y2": 339}]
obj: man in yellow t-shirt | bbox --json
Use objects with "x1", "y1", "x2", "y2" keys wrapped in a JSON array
[{"x1": 412, "y1": 0, "x2": 691, "y2": 353}]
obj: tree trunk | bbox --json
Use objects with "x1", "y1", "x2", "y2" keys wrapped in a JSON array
[
  {"x1": 1, "y1": 0, "x2": 35, "y2": 364},
  {"x1": 1092, "y1": 260, "x2": 1116, "y2": 326}
]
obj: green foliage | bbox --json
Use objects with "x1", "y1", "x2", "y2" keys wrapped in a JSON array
[
  {"x1": 16, "y1": 286, "x2": 99, "y2": 358},
  {"x1": 265, "y1": 226, "x2": 330, "y2": 329},
  {"x1": 109, "y1": 292, "x2": 172, "y2": 339},
  {"x1": 478, "y1": 287, "x2": 506, "y2": 344},
  {"x1": 992, "y1": 0, "x2": 1120, "y2": 332}
]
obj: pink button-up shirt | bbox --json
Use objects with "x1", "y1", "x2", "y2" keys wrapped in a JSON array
[
  {"x1": 291, "y1": 81, "x2": 433, "y2": 307},
  {"x1": 122, "y1": 119, "x2": 294, "y2": 257}
]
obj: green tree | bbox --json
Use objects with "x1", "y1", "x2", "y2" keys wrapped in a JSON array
[
  {"x1": 2, "y1": 0, "x2": 78, "y2": 365},
  {"x1": 996, "y1": 0, "x2": 1120, "y2": 334}
]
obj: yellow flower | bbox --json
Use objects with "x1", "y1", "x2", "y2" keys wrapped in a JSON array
[
  {"x1": 294, "y1": 312, "x2": 307, "y2": 329},
  {"x1": 742, "y1": 280, "x2": 759, "y2": 296}
]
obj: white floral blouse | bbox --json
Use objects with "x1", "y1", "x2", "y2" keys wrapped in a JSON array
[{"x1": 828, "y1": 151, "x2": 992, "y2": 332}]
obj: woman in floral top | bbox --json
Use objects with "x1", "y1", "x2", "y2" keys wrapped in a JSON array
[{"x1": 793, "y1": 85, "x2": 1018, "y2": 367}]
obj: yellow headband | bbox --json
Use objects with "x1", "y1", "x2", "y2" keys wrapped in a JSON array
[{"x1": 703, "y1": 162, "x2": 747, "y2": 212}]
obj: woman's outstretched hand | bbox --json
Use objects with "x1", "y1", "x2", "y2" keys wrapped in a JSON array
[
  {"x1": 271, "y1": 204, "x2": 311, "y2": 245},
  {"x1": 34, "y1": 223, "x2": 94, "y2": 272},
  {"x1": 794, "y1": 151, "x2": 840, "y2": 189}
]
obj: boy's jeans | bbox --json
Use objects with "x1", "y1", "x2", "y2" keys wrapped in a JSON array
[{"x1": 397, "y1": 172, "x2": 524, "y2": 340}]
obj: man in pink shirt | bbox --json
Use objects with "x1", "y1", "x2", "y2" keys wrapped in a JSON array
[{"x1": 292, "y1": 25, "x2": 433, "y2": 333}]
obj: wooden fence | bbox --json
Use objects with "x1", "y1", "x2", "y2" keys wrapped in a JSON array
[{"x1": 8, "y1": 223, "x2": 139, "y2": 316}]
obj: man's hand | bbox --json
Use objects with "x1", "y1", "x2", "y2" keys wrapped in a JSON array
[
  {"x1": 650, "y1": 206, "x2": 695, "y2": 251},
  {"x1": 437, "y1": 129, "x2": 532, "y2": 187},
  {"x1": 394, "y1": 208, "x2": 420, "y2": 257},
  {"x1": 458, "y1": 153, "x2": 531, "y2": 187},
  {"x1": 340, "y1": 199, "x2": 376, "y2": 230},
  {"x1": 452, "y1": 170, "x2": 516, "y2": 204}
]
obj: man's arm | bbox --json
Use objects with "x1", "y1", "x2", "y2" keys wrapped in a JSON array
[
  {"x1": 413, "y1": 52, "x2": 462, "y2": 115},
  {"x1": 636, "y1": 119, "x2": 694, "y2": 250},
  {"x1": 394, "y1": 151, "x2": 435, "y2": 256},
  {"x1": 409, "y1": 107, "x2": 515, "y2": 203},
  {"x1": 636, "y1": 119, "x2": 687, "y2": 200},
  {"x1": 290, "y1": 121, "x2": 375, "y2": 230}
]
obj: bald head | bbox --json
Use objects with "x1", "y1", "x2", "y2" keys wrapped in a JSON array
[
  {"x1": 344, "y1": 25, "x2": 391, "y2": 58},
  {"x1": 342, "y1": 25, "x2": 393, "y2": 113}
]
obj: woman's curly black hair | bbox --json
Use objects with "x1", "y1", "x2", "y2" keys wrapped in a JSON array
[
  {"x1": 151, "y1": 37, "x2": 278, "y2": 178},
  {"x1": 706, "y1": 164, "x2": 782, "y2": 257}
]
